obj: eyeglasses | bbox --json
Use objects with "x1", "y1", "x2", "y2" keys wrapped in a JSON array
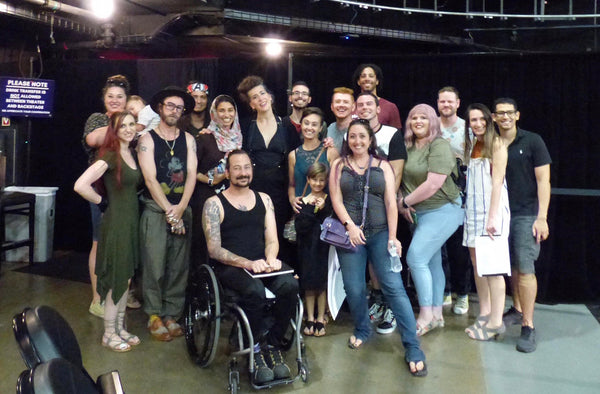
[
  {"x1": 494, "y1": 110, "x2": 517, "y2": 118},
  {"x1": 187, "y1": 83, "x2": 209, "y2": 94},
  {"x1": 162, "y1": 102, "x2": 185, "y2": 113},
  {"x1": 291, "y1": 91, "x2": 310, "y2": 97}
]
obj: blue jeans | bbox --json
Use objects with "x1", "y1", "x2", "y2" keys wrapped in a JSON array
[
  {"x1": 407, "y1": 200, "x2": 464, "y2": 307},
  {"x1": 337, "y1": 230, "x2": 425, "y2": 361}
]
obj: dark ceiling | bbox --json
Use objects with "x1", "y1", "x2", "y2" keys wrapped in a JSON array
[{"x1": 2, "y1": 0, "x2": 600, "y2": 59}]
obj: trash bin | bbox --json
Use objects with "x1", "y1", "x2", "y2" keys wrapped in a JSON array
[{"x1": 4, "y1": 186, "x2": 58, "y2": 262}]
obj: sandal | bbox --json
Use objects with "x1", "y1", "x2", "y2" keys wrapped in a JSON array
[
  {"x1": 347, "y1": 335, "x2": 364, "y2": 350},
  {"x1": 303, "y1": 321, "x2": 315, "y2": 336},
  {"x1": 164, "y1": 319, "x2": 183, "y2": 337},
  {"x1": 466, "y1": 322, "x2": 506, "y2": 341},
  {"x1": 119, "y1": 330, "x2": 141, "y2": 346},
  {"x1": 102, "y1": 333, "x2": 131, "y2": 353},
  {"x1": 313, "y1": 321, "x2": 326, "y2": 337},
  {"x1": 465, "y1": 315, "x2": 489, "y2": 334},
  {"x1": 406, "y1": 359, "x2": 428, "y2": 377}
]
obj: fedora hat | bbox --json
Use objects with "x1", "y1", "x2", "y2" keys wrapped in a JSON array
[{"x1": 150, "y1": 86, "x2": 196, "y2": 114}]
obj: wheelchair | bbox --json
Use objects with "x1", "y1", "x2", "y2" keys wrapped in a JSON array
[
  {"x1": 12, "y1": 305, "x2": 124, "y2": 394},
  {"x1": 183, "y1": 264, "x2": 309, "y2": 393}
]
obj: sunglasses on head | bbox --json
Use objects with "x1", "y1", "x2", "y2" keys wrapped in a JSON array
[
  {"x1": 187, "y1": 83, "x2": 209, "y2": 94},
  {"x1": 106, "y1": 78, "x2": 127, "y2": 88}
]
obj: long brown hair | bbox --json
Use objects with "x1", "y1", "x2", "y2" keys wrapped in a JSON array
[
  {"x1": 96, "y1": 111, "x2": 133, "y2": 192},
  {"x1": 464, "y1": 103, "x2": 496, "y2": 164}
]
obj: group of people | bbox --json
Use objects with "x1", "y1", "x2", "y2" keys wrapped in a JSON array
[{"x1": 73, "y1": 62, "x2": 551, "y2": 383}]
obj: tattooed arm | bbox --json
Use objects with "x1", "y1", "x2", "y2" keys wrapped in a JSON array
[
  {"x1": 203, "y1": 196, "x2": 252, "y2": 268},
  {"x1": 137, "y1": 133, "x2": 172, "y2": 213},
  {"x1": 259, "y1": 192, "x2": 281, "y2": 270}
]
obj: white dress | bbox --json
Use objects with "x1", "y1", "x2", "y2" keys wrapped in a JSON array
[{"x1": 462, "y1": 156, "x2": 511, "y2": 247}]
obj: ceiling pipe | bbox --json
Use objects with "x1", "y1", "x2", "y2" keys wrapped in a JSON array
[{"x1": 22, "y1": 0, "x2": 98, "y2": 20}]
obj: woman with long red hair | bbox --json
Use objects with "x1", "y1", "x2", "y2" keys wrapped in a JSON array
[{"x1": 75, "y1": 111, "x2": 143, "y2": 352}]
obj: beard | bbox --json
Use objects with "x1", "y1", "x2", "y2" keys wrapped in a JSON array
[
  {"x1": 230, "y1": 175, "x2": 251, "y2": 188},
  {"x1": 161, "y1": 113, "x2": 179, "y2": 127}
]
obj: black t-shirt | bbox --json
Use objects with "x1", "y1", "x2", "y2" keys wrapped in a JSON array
[{"x1": 505, "y1": 128, "x2": 552, "y2": 216}]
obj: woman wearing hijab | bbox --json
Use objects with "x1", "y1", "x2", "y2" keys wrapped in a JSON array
[{"x1": 190, "y1": 94, "x2": 242, "y2": 269}]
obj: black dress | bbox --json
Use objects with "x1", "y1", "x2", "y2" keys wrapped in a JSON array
[
  {"x1": 294, "y1": 196, "x2": 332, "y2": 291},
  {"x1": 242, "y1": 118, "x2": 299, "y2": 264}
]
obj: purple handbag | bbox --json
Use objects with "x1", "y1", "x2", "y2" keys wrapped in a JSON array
[{"x1": 320, "y1": 156, "x2": 372, "y2": 252}]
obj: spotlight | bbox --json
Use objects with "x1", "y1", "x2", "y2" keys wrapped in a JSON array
[
  {"x1": 90, "y1": 0, "x2": 114, "y2": 19},
  {"x1": 265, "y1": 41, "x2": 283, "y2": 57}
]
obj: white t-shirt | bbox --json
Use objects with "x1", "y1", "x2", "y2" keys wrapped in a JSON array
[
  {"x1": 440, "y1": 117, "x2": 466, "y2": 158},
  {"x1": 137, "y1": 105, "x2": 160, "y2": 134}
]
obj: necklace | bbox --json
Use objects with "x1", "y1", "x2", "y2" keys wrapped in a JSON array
[
  {"x1": 159, "y1": 126, "x2": 177, "y2": 156},
  {"x1": 353, "y1": 157, "x2": 368, "y2": 169}
]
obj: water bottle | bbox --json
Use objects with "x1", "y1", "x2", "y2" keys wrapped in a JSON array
[{"x1": 389, "y1": 241, "x2": 402, "y2": 273}]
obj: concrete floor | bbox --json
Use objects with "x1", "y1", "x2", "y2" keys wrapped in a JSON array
[{"x1": 1, "y1": 260, "x2": 600, "y2": 394}]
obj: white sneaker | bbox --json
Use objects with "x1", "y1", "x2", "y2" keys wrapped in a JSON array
[
  {"x1": 443, "y1": 293, "x2": 452, "y2": 306},
  {"x1": 453, "y1": 295, "x2": 469, "y2": 315},
  {"x1": 376, "y1": 308, "x2": 396, "y2": 334},
  {"x1": 369, "y1": 302, "x2": 385, "y2": 323}
]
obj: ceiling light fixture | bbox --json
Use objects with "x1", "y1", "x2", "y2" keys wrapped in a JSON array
[
  {"x1": 90, "y1": 0, "x2": 115, "y2": 20},
  {"x1": 265, "y1": 40, "x2": 283, "y2": 57}
]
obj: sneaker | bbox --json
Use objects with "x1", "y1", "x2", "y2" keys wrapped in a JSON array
[
  {"x1": 266, "y1": 347, "x2": 291, "y2": 379},
  {"x1": 369, "y1": 302, "x2": 385, "y2": 323},
  {"x1": 127, "y1": 290, "x2": 142, "y2": 309},
  {"x1": 443, "y1": 293, "x2": 452, "y2": 306},
  {"x1": 516, "y1": 326, "x2": 536, "y2": 353},
  {"x1": 89, "y1": 300, "x2": 105, "y2": 318},
  {"x1": 453, "y1": 295, "x2": 469, "y2": 315},
  {"x1": 376, "y1": 307, "x2": 397, "y2": 334},
  {"x1": 502, "y1": 306, "x2": 523, "y2": 326},
  {"x1": 252, "y1": 351, "x2": 275, "y2": 384}
]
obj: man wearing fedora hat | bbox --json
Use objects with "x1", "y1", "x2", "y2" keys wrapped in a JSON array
[{"x1": 137, "y1": 86, "x2": 197, "y2": 342}]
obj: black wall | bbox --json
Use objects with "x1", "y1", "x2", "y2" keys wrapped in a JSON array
[{"x1": 21, "y1": 52, "x2": 600, "y2": 303}]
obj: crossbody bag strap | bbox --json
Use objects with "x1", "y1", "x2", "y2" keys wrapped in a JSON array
[
  {"x1": 300, "y1": 146, "x2": 327, "y2": 198},
  {"x1": 359, "y1": 155, "x2": 373, "y2": 229}
]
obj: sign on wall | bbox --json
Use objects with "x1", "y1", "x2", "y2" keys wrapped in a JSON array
[{"x1": 0, "y1": 77, "x2": 55, "y2": 118}]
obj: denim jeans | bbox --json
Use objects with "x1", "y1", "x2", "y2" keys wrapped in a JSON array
[
  {"x1": 337, "y1": 230, "x2": 425, "y2": 361},
  {"x1": 407, "y1": 199, "x2": 464, "y2": 307}
]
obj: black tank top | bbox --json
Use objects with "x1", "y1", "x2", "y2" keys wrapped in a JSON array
[
  {"x1": 217, "y1": 190, "x2": 265, "y2": 261},
  {"x1": 147, "y1": 129, "x2": 188, "y2": 204}
]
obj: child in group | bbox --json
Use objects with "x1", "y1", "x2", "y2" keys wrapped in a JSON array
[
  {"x1": 294, "y1": 163, "x2": 332, "y2": 337},
  {"x1": 126, "y1": 95, "x2": 160, "y2": 137}
]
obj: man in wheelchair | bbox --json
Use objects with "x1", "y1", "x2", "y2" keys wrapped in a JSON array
[{"x1": 202, "y1": 149, "x2": 299, "y2": 384}]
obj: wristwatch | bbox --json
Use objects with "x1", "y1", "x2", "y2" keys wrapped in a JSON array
[{"x1": 343, "y1": 220, "x2": 350, "y2": 228}]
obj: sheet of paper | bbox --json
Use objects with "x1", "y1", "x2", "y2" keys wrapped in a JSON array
[
  {"x1": 327, "y1": 246, "x2": 346, "y2": 320},
  {"x1": 475, "y1": 236, "x2": 511, "y2": 277}
]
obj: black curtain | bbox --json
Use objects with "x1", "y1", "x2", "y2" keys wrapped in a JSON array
[{"x1": 28, "y1": 52, "x2": 599, "y2": 302}]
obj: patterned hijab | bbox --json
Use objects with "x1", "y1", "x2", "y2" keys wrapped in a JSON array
[{"x1": 207, "y1": 95, "x2": 242, "y2": 152}]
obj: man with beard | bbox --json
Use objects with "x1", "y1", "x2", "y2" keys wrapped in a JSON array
[
  {"x1": 177, "y1": 81, "x2": 210, "y2": 137},
  {"x1": 352, "y1": 63, "x2": 402, "y2": 129},
  {"x1": 436, "y1": 86, "x2": 472, "y2": 316},
  {"x1": 203, "y1": 150, "x2": 299, "y2": 384},
  {"x1": 326, "y1": 86, "x2": 356, "y2": 153},
  {"x1": 137, "y1": 86, "x2": 197, "y2": 342},
  {"x1": 355, "y1": 92, "x2": 407, "y2": 335},
  {"x1": 282, "y1": 81, "x2": 325, "y2": 145}
]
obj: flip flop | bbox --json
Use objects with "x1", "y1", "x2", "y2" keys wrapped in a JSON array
[
  {"x1": 303, "y1": 321, "x2": 315, "y2": 336},
  {"x1": 347, "y1": 335, "x2": 364, "y2": 350},
  {"x1": 406, "y1": 360, "x2": 428, "y2": 377},
  {"x1": 313, "y1": 321, "x2": 326, "y2": 337}
]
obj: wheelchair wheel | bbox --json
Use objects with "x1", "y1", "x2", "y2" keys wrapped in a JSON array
[{"x1": 184, "y1": 264, "x2": 221, "y2": 367}]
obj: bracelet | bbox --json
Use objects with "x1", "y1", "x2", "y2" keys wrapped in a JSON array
[{"x1": 401, "y1": 197, "x2": 410, "y2": 209}]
